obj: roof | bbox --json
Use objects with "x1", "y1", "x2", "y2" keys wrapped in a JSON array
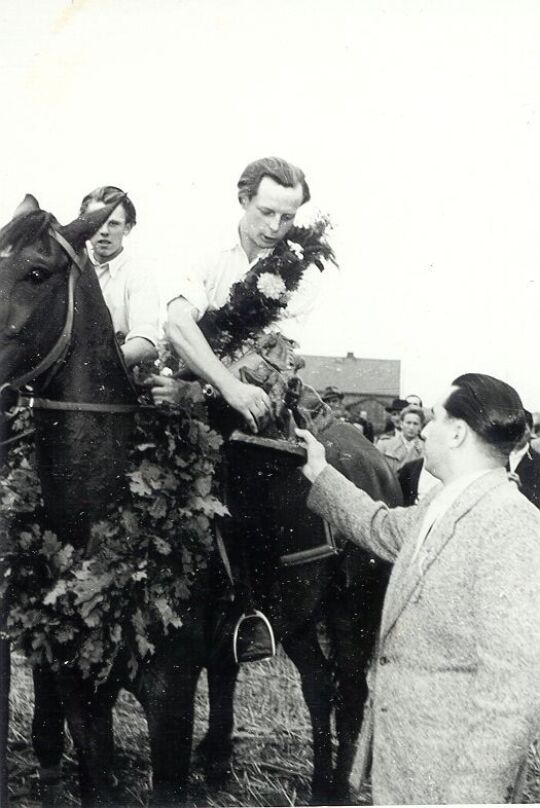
[{"x1": 298, "y1": 352, "x2": 400, "y2": 396}]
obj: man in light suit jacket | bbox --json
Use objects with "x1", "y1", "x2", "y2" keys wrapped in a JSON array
[{"x1": 297, "y1": 373, "x2": 540, "y2": 805}]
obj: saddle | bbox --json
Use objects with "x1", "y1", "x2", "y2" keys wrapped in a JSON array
[{"x1": 208, "y1": 333, "x2": 340, "y2": 664}]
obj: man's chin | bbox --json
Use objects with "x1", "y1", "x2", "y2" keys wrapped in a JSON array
[
  {"x1": 424, "y1": 458, "x2": 442, "y2": 480},
  {"x1": 93, "y1": 246, "x2": 123, "y2": 263}
]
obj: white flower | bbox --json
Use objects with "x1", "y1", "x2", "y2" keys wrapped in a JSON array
[
  {"x1": 160, "y1": 366, "x2": 174, "y2": 377},
  {"x1": 256, "y1": 272, "x2": 288, "y2": 300},
  {"x1": 287, "y1": 240, "x2": 304, "y2": 260}
]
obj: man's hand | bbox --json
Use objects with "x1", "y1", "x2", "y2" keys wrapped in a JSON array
[
  {"x1": 295, "y1": 428, "x2": 328, "y2": 482},
  {"x1": 220, "y1": 376, "x2": 271, "y2": 433},
  {"x1": 144, "y1": 374, "x2": 184, "y2": 405},
  {"x1": 220, "y1": 377, "x2": 271, "y2": 434}
]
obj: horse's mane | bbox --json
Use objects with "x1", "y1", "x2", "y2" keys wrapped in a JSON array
[{"x1": 0, "y1": 210, "x2": 59, "y2": 254}]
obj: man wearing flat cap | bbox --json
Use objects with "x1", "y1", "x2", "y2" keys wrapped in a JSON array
[
  {"x1": 321, "y1": 386, "x2": 347, "y2": 422},
  {"x1": 385, "y1": 397, "x2": 409, "y2": 429},
  {"x1": 376, "y1": 397, "x2": 409, "y2": 444}
]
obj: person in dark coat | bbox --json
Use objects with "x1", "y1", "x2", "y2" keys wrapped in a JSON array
[
  {"x1": 398, "y1": 457, "x2": 425, "y2": 506},
  {"x1": 398, "y1": 457, "x2": 439, "y2": 506},
  {"x1": 508, "y1": 410, "x2": 540, "y2": 509}
]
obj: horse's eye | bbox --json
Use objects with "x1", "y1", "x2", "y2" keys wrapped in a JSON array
[{"x1": 26, "y1": 268, "x2": 51, "y2": 286}]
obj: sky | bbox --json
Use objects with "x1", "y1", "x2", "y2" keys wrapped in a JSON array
[{"x1": 1, "y1": 0, "x2": 540, "y2": 408}]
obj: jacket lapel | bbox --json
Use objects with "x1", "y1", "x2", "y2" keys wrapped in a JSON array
[{"x1": 380, "y1": 468, "x2": 508, "y2": 642}]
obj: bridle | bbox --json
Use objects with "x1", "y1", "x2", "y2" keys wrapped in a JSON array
[{"x1": 0, "y1": 227, "x2": 140, "y2": 417}]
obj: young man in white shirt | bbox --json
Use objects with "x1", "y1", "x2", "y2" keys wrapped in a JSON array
[
  {"x1": 148, "y1": 157, "x2": 320, "y2": 432},
  {"x1": 80, "y1": 186, "x2": 160, "y2": 369}
]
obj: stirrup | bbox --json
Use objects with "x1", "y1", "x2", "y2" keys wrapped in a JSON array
[{"x1": 232, "y1": 610, "x2": 276, "y2": 664}]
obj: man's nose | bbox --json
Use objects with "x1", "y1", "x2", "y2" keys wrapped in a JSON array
[
  {"x1": 99, "y1": 221, "x2": 111, "y2": 235},
  {"x1": 268, "y1": 215, "x2": 281, "y2": 233}
]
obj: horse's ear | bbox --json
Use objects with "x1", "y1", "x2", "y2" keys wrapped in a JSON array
[
  {"x1": 13, "y1": 194, "x2": 41, "y2": 218},
  {"x1": 57, "y1": 196, "x2": 127, "y2": 252}
]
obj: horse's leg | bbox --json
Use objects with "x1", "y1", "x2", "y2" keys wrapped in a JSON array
[
  {"x1": 59, "y1": 672, "x2": 118, "y2": 808},
  {"x1": 331, "y1": 581, "x2": 384, "y2": 803},
  {"x1": 331, "y1": 621, "x2": 372, "y2": 804},
  {"x1": 282, "y1": 626, "x2": 335, "y2": 805},
  {"x1": 199, "y1": 660, "x2": 239, "y2": 785},
  {"x1": 141, "y1": 653, "x2": 202, "y2": 807},
  {"x1": 32, "y1": 664, "x2": 65, "y2": 807}
]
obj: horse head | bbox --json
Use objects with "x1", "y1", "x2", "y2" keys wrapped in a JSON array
[{"x1": 0, "y1": 195, "x2": 122, "y2": 389}]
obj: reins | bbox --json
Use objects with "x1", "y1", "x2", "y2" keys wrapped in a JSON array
[{"x1": 25, "y1": 397, "x2": 140, "y2": 414}]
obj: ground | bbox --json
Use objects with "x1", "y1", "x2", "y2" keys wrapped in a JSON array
[
  {"x1": 7, "y1": 649, "x2": 369, "y2": 808},
  {"x1": 6, "y1": 650, "x2": 540, "y2": 807}
]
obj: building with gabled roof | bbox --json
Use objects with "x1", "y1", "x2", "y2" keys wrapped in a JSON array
[{"x1": 298, "y1": 351, "x2": 401, "y2": 432}]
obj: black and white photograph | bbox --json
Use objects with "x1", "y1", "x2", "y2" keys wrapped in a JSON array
[{"x1": 1, "y1": 1, "x2": 540, "y2": 805}]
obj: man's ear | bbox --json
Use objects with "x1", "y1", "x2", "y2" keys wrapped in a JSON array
[
  {"x1": 124, "y1": 222, "x2": 133, "y2": 236},
  {"x1": 450, "y1": 419, "x2": 468, "y2": 449},
  {"x1": 239, "y1": 192, "x2": 250, "y2": 210}
]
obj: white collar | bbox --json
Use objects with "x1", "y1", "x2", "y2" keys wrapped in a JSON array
[
  {"x1": 86, "y1": 243, "x2": 127, "y2": 277},
  {"x1": 509, "y1": 443, "x2": 531, "y2": 473},
  {"x1": 228, "y1": 223, "x2": 272, "y2": 266}
]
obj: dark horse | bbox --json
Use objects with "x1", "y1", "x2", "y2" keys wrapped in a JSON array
[
  {"x1": 195, "y1": 344, "x2": 402, "y2": 805},
  {"x1": 0, "y1": 197, "x2": 401, "y2": 806},
  {"x1": 0, "y1": 196, "x2": 221, "y2": 807}
]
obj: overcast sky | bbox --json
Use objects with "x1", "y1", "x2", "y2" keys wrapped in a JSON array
[{"x1": 1, "y1": 0, "x2": 540, "y2": 409}]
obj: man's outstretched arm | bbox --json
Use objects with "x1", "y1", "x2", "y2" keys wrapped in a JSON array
[{"x1": 297, "y1": 428, "x2": 417, "y2": 563}]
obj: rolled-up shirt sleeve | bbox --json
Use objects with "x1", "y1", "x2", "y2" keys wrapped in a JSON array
[{"x1": 166, "y1": 256, "x2": 211, "y2": 321}]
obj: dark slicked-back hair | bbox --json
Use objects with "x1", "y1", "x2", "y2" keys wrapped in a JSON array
[
  {"x1": 445, "y1": 373, "x2": 526, "y2": 460},
  {"x1": 79, "y1": 186, "x2": 136, "y2": 226},
  {"x1": 237, "y1": 156, "x2": 310, "y2": 204}
]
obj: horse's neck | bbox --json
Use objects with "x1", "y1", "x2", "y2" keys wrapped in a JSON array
[
  {"x1": 43, "y1": 265, "x2": 135, "y2": 405},
  {"x1": 32, "y1": 267, "x2": 136, "y2": 545}
]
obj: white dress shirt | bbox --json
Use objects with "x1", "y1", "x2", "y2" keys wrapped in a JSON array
[
  {"x1": 411, "y1": 469, "x2": 491, "y2": 565},
  {"x1": 416, "y1": 461, "x2": 439, "y2": 502},
  {"x1": 508, "y1": 444, "x2": 530, "y2": 474},
  {"x1": 167, "y1": 228, "x2": 322, "y2": 344},
  {"x1": 88, "y1": 246, "x2": 160, "y2": 347}
]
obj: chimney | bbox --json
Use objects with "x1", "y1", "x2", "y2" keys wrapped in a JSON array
[{"x1": 346, "y1": 351, "x2": 355, "y2": 359}]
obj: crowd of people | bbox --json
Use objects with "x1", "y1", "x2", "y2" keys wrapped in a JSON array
[{"x1": 51, "y1": 156, "x2": 540, "y2": 804}]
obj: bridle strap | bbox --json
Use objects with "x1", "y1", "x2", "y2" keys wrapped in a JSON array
[
  {"x1": 6, "y1": 229, "x2": 83, "y2": 392},
  {"x1": 27, "y1": 397, "x2": 141, "y2": 414},
  {"x1": 52, "y1": 228, "x2": 139, "y2": 400},
  {"x1": 49, "y1": 229, "x2": 86, "y2": 274}
]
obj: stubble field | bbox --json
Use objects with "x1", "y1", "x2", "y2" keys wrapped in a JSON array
[{"x1": 6, "y1": 650, "x2": 540, "y2": 807}]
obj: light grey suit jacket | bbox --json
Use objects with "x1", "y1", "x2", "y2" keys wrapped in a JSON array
[{"x1": 308, "y1": 465, "x2": 540, "y2": 805}]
